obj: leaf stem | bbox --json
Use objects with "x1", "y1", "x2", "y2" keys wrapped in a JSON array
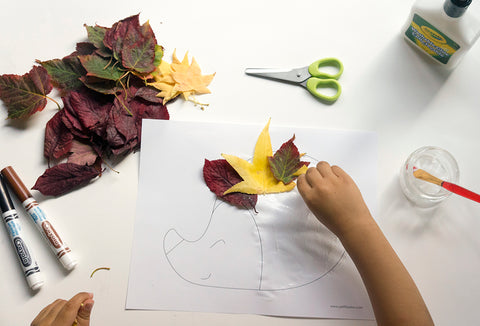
[
  {"x1": 90, "y1": 267, "x2": 110, "y2": 278},
  {"x1": 103, "y1": 56, "x2": 113, "y2": 70},
  {"x1": 45, "y1": 95, "x2": 61, "y2": 110},
  {"x1": 113, "y1": 93, "x2": 133, "y2": 116},
  {"x1": 102, "y1": 160, "x2": 120, "y2": 174}
]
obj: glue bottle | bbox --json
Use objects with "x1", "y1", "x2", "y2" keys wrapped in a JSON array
[{"x1": 403, "y1": 0, "x2": 480, "y2": 69}]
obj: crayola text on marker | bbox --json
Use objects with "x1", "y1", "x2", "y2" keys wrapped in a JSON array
[{"x1": 0, "y1": 175, "x2": 44, "y2": 290}]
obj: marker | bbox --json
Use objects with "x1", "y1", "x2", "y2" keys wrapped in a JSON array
[
  {"x1": 0, "y1": 174, "x2": 44, "y2": 290},
  {"x1": 1, "y1": 166, "x2": 77, "y2": 271}
]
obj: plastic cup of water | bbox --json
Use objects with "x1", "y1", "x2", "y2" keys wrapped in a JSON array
[{"x1": 399, "y1": 146, "x2": 459, "y2": 207}]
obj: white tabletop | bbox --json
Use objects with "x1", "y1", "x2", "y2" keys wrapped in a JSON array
[{"x1": 1, "y1": 0, "x2": 480, "y2": 325}]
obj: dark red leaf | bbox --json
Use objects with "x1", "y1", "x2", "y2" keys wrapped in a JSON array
[
  {"x1": 61, "y1": 94, "x2": 89, "y2": 139},
  {"x1": 134, "y1": 86, "x2": 163, "y2": 104},
  {"x1": 64, "y1": 88, "x2": 112, "y2": 131},
  {"x1": 32, "y1": 163, "x2": 101, "y2": 196},
  {"x1": 106, "y1": 92, "x2": 139, "y2": 155},
  {"x1": 203, "y1": 159, "x2": 257, "y2": 210},
  {"x1": 105, "y1": 87, "x2": 169, "y2": 156},
  {"x1": 75, "y1": 42, "x2": 97, "y2": 56},
  {"x1": 134, "y1": 90, "x2": 169, "y2": 144},
  {"x1": 67, "y1": 140, "x2": 99, "y2": 166},
  {"x1": 44, "y1": 109, "x2": 74, "y2": 162}
]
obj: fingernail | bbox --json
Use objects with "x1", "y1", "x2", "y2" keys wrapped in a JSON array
[{"x1": 84, "y1": 301, "x2": 94, "y2": 313}]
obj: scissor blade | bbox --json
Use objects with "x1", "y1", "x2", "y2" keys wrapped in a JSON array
[{"x1": 245, "y1": 67, "x2": 310, "y2": 84}]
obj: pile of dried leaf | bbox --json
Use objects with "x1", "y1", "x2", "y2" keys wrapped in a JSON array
[
  {"x1": 0, "y1": 14, "x2": 214, "y2": 196},
  {"x1": 203, "y1": 120, "x2": 309, "y2": 211}
]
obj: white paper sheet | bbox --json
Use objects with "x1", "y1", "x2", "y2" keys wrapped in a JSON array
[{"x1": 127, "y1": 119, "x2": 377, "y2": 319}]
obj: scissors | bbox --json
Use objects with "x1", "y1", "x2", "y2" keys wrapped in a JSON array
[{"x1": 245, "y1": 58, "x2": 343, "y2": 103}]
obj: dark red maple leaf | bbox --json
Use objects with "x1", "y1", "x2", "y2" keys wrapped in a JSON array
[
  {"x1": 32, "y1": 163, "x2": 101, "y2": 197},
  {"x1": 203, "y1": 159, "x2": 257, "y2": 211}
]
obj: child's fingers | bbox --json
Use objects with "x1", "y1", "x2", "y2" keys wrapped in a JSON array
[
  {"x1": 76, "y1": 299, "x2": 95, "y2": 326},
  {"x1": 305, "y1": 165, "x2": 323, "y2": 186},
  {"x1": 316, "y1": 161, "x2": 334, "y2": 178},
  {"x1": 331, "y1": 165, "x2": 347, "y2": 178},
  {"x1": 31, "y1": 299, "x2": 66, "y2": 326},
  {"x1": 297, "y1": 174, "x2": 311, "y2": 195},
  {"x1": 53, "y1": 292, "x2": 93, "y2": 325}
]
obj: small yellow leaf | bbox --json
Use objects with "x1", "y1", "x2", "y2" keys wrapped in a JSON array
[
  {"x1": 149, "y1": 50, "x2": 215, "y2": 106},
  {"x1": 222, "y1": 119, "x2": 296, "y2": 195}
]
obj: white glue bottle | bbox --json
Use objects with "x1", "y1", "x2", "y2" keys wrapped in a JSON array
[{"x1": 403, "y1": 0, "x2": 480, "y2": 69}]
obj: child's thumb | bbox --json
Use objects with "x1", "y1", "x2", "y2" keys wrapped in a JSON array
[{"x1": 76, "y1": 300, "x2": 94, "y2": 326}]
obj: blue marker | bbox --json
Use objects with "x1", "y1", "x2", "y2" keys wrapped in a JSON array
[{"x1": 0, "y1": 174, "x2": 44, "y2": 291}]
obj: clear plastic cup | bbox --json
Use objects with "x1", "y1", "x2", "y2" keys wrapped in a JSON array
[{"x1": 399, "y1": 146, "x2": 459, "y2": 207}]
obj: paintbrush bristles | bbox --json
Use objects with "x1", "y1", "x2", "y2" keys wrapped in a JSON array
[{"x1": 413, "y1": 169, "x2": 443, "y2": 186}]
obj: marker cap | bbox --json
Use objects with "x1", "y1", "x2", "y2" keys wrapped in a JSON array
[
  {"x1": 59, "y1": 254, "x2": 78, "y2": 271},
  {"x1": 0, "y1": 174, "x2": 15, "y2": 213},
  {"x1": 27, "y1": 272, "x2": 44, "y2": 291},
  {"x1": 1, "y1": 166, "x2": 32, "y2": 203}
]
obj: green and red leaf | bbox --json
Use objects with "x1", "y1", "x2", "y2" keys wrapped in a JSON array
[
  {"x1": 36, "y1": 56, "x2": 85, "y2": 91},
  {"x1": 79, "y1": 54, "x2": 125, "y2": 81},
  {"x1": 103, "y1": 14, "x2": 139, "y2": 61},
  {"x1": 84, "y1": 24, "x2": 111, "y2": 57},
  {"x1": 121, "y1": 20, "x2": 158, "y2": 74},
  {"x1": 103, "y1": 14, "x2": 157, "y2": 75},
  {"x1": 0, "y1": 66, "x2": 53, "y2": 119},
  {"x1": 268, "y1": 135, "x2": 310, "y2": 184}
]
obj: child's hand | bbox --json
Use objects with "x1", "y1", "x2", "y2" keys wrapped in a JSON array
[
  {"x1": 297, "y1": 161, "x2": 374, "y2": 239},
  {"x1": 31, "y1": 292, "x2": 94, "y2": 326}
]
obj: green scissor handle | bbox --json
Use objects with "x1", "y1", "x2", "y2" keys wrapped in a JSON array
[
  {"x1": 308, "y1": 58, "x2": 343, "y2": 80},
  {"x1": 306, "y1": 58, "x2": 343, "y2": 103},
  {"x1": 306, "y1": 78, "x2": 342, "y2": 103}
]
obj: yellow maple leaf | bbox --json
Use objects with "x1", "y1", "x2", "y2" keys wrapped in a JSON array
[
  {"x1": 148, "y1": 50, "x2": 215, "y2": 106},
  {"x1": 222, "y1": 119, "x2": 300, "y2": 195}
]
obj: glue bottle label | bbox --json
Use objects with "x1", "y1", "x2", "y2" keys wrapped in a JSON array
[{"x1": 405, "y1": 14, "x2": 460, "y2": 64}]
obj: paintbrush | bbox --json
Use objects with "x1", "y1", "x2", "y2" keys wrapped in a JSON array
[{"x1": 413, "y1": 168, "x2": 480, "y2": 203}]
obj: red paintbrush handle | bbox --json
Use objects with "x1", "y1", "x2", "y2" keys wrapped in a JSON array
[{"x1": 442, "y1": 182, "x2": 480, "y2": 203}]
